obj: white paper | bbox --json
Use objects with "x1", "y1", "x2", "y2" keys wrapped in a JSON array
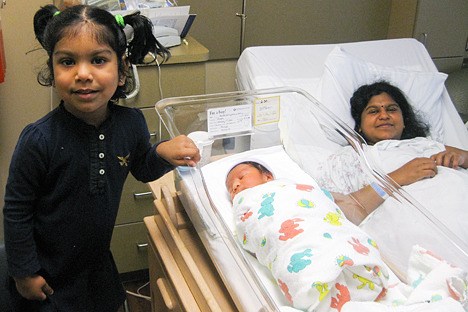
[
  {"x1": 207, "y1": 104, "x2": 253, "y2": 136},
  {"x1": 111, "y1": 6, "x2": 190, "y2": 34}
]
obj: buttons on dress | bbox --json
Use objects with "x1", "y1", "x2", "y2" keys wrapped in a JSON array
[
  {"x1": 99, "y1": 134, "x2": 105, "y2": 140},
  {"x1": 99, "y1": 153, "x2": 105, "y2": 159},
  {"x1": 99, "y1": 169, "x2": 105, "y2": 175}
]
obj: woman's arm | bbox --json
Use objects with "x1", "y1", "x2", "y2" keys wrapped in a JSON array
[
  {"x1": 331, "y1": 184, "x2": 385, "y2": 225},
  {"x1": 431, "y1": 145, "x2": 468, "y2": 169},
  {"x1": 387, "y1": 157, "x2": 438, "y2": 186}
]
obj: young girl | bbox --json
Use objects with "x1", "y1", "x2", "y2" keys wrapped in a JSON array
[{"x1": 3, "y1": 4, "x2": 199, "y2": 311}]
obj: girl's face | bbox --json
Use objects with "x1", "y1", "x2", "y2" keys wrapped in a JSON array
[
  {"x1": 52, "y1": 30, "x2": 124, "y2": 126},
  {"x1": 359, "y1": 92, "x2": 405, "y2": 145},
  {"x1": 226, "y1": 164, "x2": 273, "y2": 200}
]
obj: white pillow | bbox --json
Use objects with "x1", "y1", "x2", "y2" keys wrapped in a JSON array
[{"x1": 319, "y1": 47, "x2": 448, "y2": 142}]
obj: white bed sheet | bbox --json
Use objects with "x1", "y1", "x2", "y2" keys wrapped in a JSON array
[{"x1": 236, "y1": 38, "x2": 468, "y2": 149}]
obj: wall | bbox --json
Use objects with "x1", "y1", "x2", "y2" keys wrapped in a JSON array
[
  {"x1": 0, "y1": 0, "x2": 51, "y2": 242},
  {"x1": 205, "y1": 60, "x2": 237, "y2": 94}
]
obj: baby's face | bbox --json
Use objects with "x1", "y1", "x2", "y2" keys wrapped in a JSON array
[{"x1": 226, "y1": 164, "x2": 272, "y2": 200}]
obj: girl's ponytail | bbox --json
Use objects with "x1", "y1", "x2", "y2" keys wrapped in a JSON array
[
  {"x1": 33, "y1": 5, "x2": 60, "y2": 49},
  {"x1": 123, "y1": 12, "x2": 170, "y2": 64}
]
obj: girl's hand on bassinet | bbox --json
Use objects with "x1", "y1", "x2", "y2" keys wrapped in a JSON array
[{"x1": 156, "y1": 135, "x2": 201, "y2": 167}]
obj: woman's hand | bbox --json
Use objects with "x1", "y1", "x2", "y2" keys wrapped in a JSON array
[
  {"x1": 388, "y1": 157, "x2": 437, "y2": 186},
  {"x1": 156, "y1": 135, "x2": 201, "y2": 167},
  {"x1": 431, "y1": 145, "x2": 468, "y2": 169},
  {"x1": 14, "y1": 274, "x2": 54, "y2": 301}
]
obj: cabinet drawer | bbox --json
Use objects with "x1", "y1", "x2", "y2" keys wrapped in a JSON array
[
  {"x1": 117, "y1": 175, "x2": 155, "y2": 225},
  {"x1": 148, "y1": 234, "x2": 184, "y2": 312},
  {"x1": 146, "y1": 217, "x2": 200, "y2": 312},
  {"x1": 111, "y1": 222, "x2": 149, "y2": 273},
  {"x1": 150, "y1": 191, "x2": 237, "y2": 312}
]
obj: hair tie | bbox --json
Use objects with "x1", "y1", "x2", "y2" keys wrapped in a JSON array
[
  {"x1": 53, "y1": 11, "x2": 60, "y2": 17},
  {"x1": 115, "y1": 14, "x2": 125, "y2": 28}
]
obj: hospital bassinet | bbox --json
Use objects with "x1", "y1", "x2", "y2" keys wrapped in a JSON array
[{"x1": 153, "y1": 87, "x2": 468, "y2": 312}]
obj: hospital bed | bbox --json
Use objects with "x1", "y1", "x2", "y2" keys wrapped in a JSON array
[
  {"x1": 236, "y1": 38, "x2": 468, "y2": 149},
  {"x1": 153, "y1": 84, "x2": 468, "y2": 311},
  {"x1": 234, "y1": 37, "x2": 468, "y2": 277}
]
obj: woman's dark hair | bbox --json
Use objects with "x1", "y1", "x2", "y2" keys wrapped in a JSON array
[
  {"x1": 33, "y1": 4, "x2": 170, "y2": 100},
  {"x1": 350, "y1": 81, "x2": 430, "y2": 141}
]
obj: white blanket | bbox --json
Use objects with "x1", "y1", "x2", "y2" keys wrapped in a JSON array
[
  {"x1": 233, "y1": 178, "x2": 468, "y2": 312},
  {"x1": 234, "y1": 178, "x2": 389, "y2": 311},
  {"x1": 365, "y1": 138, "x2": 468, "y2": 244},
  {"x1": 297, "y1": 137, "x2": 468, "y2": 267}
]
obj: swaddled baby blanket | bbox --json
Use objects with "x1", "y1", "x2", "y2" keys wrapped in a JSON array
[{"x1": 233, "y1": 178, "x2": 389, "y2": 311}]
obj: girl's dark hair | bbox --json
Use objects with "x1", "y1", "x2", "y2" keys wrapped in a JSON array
[
  {"x1": 33, "y1": 4, "x2": 170, "y2": 100},
  {"x1": 350, "y1": 81, "x2": 430, "y2": 141}
]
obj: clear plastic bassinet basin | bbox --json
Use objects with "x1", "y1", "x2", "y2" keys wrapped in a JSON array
[{"x1": 155, "y1": 87, "x2": 468, "y2": 312}]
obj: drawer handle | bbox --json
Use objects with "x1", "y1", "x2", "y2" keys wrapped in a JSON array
[
  {"x1": 156, "y1": 277, "x2": 174, "y2": 310},
  {"x1": 133, "y1": 191, "x2": 153, "y2": 199},
  {"x1": 136, "y1": 243, "x2": 148, "y2": 250}
]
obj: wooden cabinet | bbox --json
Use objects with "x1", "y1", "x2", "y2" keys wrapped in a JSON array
[
  {"x1": 110, "y1": 38, "x2": 209, "y2": 274},
  {"x1": 175, "y1": 0, "x2": 242, "y2": 60},
  {"x1": 412, "y1": 0, "x2": 467, "y2": 59},
  {"x1": 389, "y1": 0, "x2": 468, "y2": 72},
  {"x1": 144, "y1": 181, "x2": 237, "y2": 311},
  {"x1": 177, "y1": 0, "x2": 391, "y2": 60},
  {"x1": 242, "y1": 1, "x2": 391, "y2": 48}
]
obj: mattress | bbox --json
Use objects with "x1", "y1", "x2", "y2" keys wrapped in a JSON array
[{"x1": 155, "y1": 88, "x2": 468, "y2": 311}]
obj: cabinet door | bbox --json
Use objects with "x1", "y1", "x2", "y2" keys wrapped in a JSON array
[
  {"x1": 244, "y1": 0, "x2": 391, "y2": 48},
  {"x1": 413, "y1": 0, "x2": 468, "y2": 58},
  {"x1": 177, "y1": 0, "x2": 392, "y2": 59},
  {"x1": 177, "y1": 0, "x2": 243, "y2": 60}
]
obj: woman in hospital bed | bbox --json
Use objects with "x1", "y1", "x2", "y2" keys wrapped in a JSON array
[
  {"x1": 225, "y1": 160, "x2": 467, "y2": 312},
  {"x1": 313, "y1": 82, "x2": 468, "y2": 239}
]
